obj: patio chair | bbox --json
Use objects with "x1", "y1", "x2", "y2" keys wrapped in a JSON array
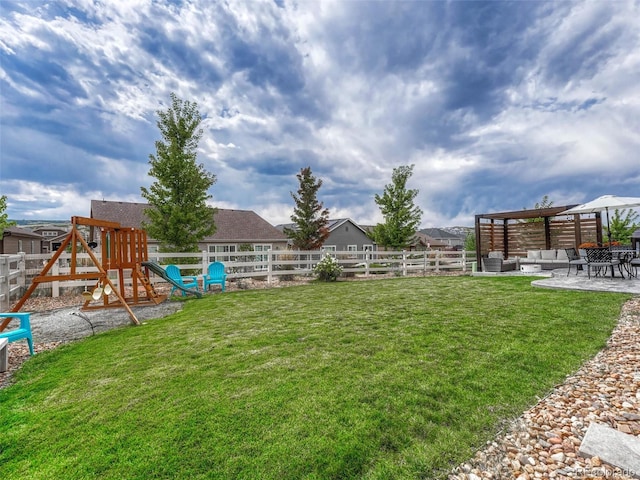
[
  {"x1": 0, "y1": 312, "x2": 34, "y2": 356},
  {"x1": 565, "y1": 248, "x2": 587, "y2": 276},
  {"x1": 585, "y1": 248, "x2": 622, "y2": 279},
  {"x1": 165, "y1": 264, "x2": 200, "y2": 297},
  {"x1": 629, "y1": 257, "x2": 639, "y2": 278},
  {"x1": 203, "y1": 261, "x2": 227, "y2": 292},
  {"x1": 482, "y1": 253, "x2": 516, "y2": 272}
]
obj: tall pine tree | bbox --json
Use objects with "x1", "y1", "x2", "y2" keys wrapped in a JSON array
[
  {"x1": 371, "y1": 164, "x2": 422, "y2": 249},
  {"x1": 284, "y1": 167, "x2": 330, "y2": 250},
  {"x1": 141, "y1": 93, "x2": 216, "y2": 252}
]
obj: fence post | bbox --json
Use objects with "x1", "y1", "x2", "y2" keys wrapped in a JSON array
[
  {"x1": 267, "y1": 252, "x2": 273, "y2": 284},
  {"x1": 202, "y1": 251, "x2": 207, "y2": 275},
  {"x1": 435, "y1": 251, "x2": 440, "y2": 273},
  {"x1": 402, "y1": 250, "x2": 407, "y2": 276},
  {"x1": 462, "y1": 250, "x2": 467, "y2": 272},
  {"x1": 17, "y1": 252, "x2": 26, "y2": 293},
  {"x1": 0, "y1": 255, "x2": 8, "y2": 311},
  {"x1": 52, "y1": 257, "x2": 60, "y2": 298}
]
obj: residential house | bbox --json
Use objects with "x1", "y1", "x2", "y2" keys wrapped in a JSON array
[
  {"x1": 410, "y1": 231, "x2": 448, "y2": 251},
  {"x1": 358, "y1": 224, "x2": 434, "y2": 251},
  {"x1": 0, "y1": 226, "x2": 44, "y2": 254},
  {"x1": 419, "y1": 228, "x2": 465, "y2": 249},
  {"x1": 31, "y1": 225, "x2": 71, "y2": 253},
  {"x1": 276, "y1": 218, "x2": 376, "y2": 253},
  {"x1": 89, "y1": 200, "x2": 289, "y2": 258}
]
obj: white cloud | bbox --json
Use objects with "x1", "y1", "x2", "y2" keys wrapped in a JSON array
[{"x1": 1, "y1": 0, "x2": 639, "y2": 228}]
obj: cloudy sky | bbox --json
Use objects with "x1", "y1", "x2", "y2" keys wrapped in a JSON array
[{"x1": 1, "y1": 0, "x2": 639, "y2": 227}]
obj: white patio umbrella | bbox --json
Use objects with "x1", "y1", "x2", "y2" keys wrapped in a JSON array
[{"x1": 560, "y1": 195, "x2": 640, "y2": 245}]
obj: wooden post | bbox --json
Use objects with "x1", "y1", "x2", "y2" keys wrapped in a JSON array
[{"x1": 573, "y1": 214, "x2": 582, "y2": 248}]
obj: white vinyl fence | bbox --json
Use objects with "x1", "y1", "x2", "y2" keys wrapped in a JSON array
[{"x1": 0, "y1": 249, "x2": 476, "y2": 308}]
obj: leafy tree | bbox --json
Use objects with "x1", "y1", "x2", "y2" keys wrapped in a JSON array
[
  {"x1": 607, "y1": 208, "x2": 639, "y2": 244},
  {"x1": 533, "y1": 195, "x2": 553, "y2": 210},
  {"x1": 371, "y1": 164, "x2": 423, "y2": 249},
  {"x1": 283, "y1": 166, "x2": 330, "y2": 250},
  {"x1": 464, "y1": 230, "x2": 476, "y2": 252},
  {"x1": 141, "y1": 93, "x2": 217, "y2": 253},
  {"x1": 524, "y1": 195, "x2": 554, "y2": 223},
  {"x1": 0, "y1": 195, "x2": 17, "y2": 240}
]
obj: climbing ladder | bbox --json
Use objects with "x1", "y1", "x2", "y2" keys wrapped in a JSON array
[{"x1": 133, "y1": 264, "x2": 165, "y2": 305}]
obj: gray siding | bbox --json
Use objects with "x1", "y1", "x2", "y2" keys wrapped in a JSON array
[{"x1": 324, "y1": 221, "x2": 373, "y2": 251}]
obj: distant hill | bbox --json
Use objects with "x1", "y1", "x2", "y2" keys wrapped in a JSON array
[
  {"x1": 441, "y1": 226, "x2": 473, "y2": 237},
  {"x1": 11, "y1": 219, "x2": 69, "y2": 225},
  {"x1": 12, "y1": 220, "x2": 69, "y2": 227}
]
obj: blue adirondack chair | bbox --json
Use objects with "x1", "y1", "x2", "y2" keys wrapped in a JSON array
[
  {"x1": 165, "y1": 264, "x2": 200, "y2": 297},
  {"x1": 203, "y1": 262, "x2": 227, "y2": 292},
  {"x1": 0, "y1": 312, "x2": 34, "y2": 355}
]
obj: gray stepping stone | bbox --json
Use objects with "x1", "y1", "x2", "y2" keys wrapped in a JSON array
[{"x1": 579, "y1": 422, "x2": 640, "y2": 478}]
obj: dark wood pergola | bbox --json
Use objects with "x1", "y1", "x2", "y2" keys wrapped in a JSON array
[{"x1": 474, "y1": 205, "x2": 603, "y2": 271}]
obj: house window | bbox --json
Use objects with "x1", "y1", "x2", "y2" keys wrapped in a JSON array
[
  {"x1": 363, "y1": 244, "x2": 374, "y2": 260},
  {"x1": 321, "y1": 245, "x2": 336, "y2": 257},
  {"x1": 148, "y1": 245, "x2": 159, "y2": 262},
  {"x1": 347, "y1": 245, "x2": 357, "y2": 258},
  {"x1": 209, "y1": 245, "x2": 237, "y2": 262},
  {"x1": 254, "y1": 245, "x2": 271, "y2": 270},
  {"x1": 18, "y1": 240, "x2": 23, "y2": 252}
]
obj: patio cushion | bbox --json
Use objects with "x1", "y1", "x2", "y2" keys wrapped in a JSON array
[
  {"x1": 488, "y1": 251, "x2": 504, "y2": 260},
  {"x1": 527, "y1": 250, "x2": 542, "y2": 260},
  {"x1": 556, "y1": 249, "x2": 569, "y2": 261},
  {"x1": 541, "y1": 249, "x2": 556, "y2": 260}
]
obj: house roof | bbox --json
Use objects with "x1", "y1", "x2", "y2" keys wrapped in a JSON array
[
  {"x1": 412, "y1": 231, "x2": 447, "y2": 247},
  {"x1": 2, "y1": 226, "x2": 44, "y2": 239},
  {"x1": 276, "y1": 218, "x2": 369, "y2": 235},
  {"x1": 90, "y1": 200, "x2": 288, "y2": 243}
]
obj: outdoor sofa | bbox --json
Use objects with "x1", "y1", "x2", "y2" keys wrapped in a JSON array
[
  {"x1": 482, "y1": 249, "x2": 571, "y2": 272},
  {"x1": 518, "y1": 249, "x2": 570, "y2": 270}
]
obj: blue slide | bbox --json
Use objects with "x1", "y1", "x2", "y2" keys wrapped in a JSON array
[{"x1": 141, "y1": 261, "x2": 202, "y2": 298}]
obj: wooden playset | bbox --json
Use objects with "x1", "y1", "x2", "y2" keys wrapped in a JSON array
[{"x1": 1, "y1": 216, "x2": 167, "y2": 330}]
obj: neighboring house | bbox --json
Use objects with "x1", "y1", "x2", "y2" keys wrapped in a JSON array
[
  {"x1": 89, "y1": 200, "x2": 289, "y2": 258},
  {"x1": 419, "y1": 228, "x2": 465, "y2": 249},
  {"x1": 31, "y1": 225, "x2": 71, "y2": 253},
  {"x1": 31, "y1": 225, "x2": 69, "y2": 239},
  {"x1": 410, "y1": 231, "x2": 447, "y2": 251},
  {"x1": 0, "y1": 226, "x2": 44, "y2": 254},
  {"x1": 47, "y1": 232, "x2": 73, "y2": 253},
  {"x1": 356, "y1": 224, "x2": 435, "y2": 251},
  {"x1": 276, "y1": 218, "x2": 376, "y2": 253}
]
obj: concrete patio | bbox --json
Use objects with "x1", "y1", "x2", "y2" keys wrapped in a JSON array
[{"x1": 473, "y1": 267, "x2": 640, "y2": 294}]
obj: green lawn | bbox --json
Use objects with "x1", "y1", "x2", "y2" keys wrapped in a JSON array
[{"x1": 0, "y1": 276, "x2": 630, "y2": 479}]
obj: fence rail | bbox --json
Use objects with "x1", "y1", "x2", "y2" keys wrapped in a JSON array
[{"x1": 0, "y1": 249, "x2": 476, "y2": 307}]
